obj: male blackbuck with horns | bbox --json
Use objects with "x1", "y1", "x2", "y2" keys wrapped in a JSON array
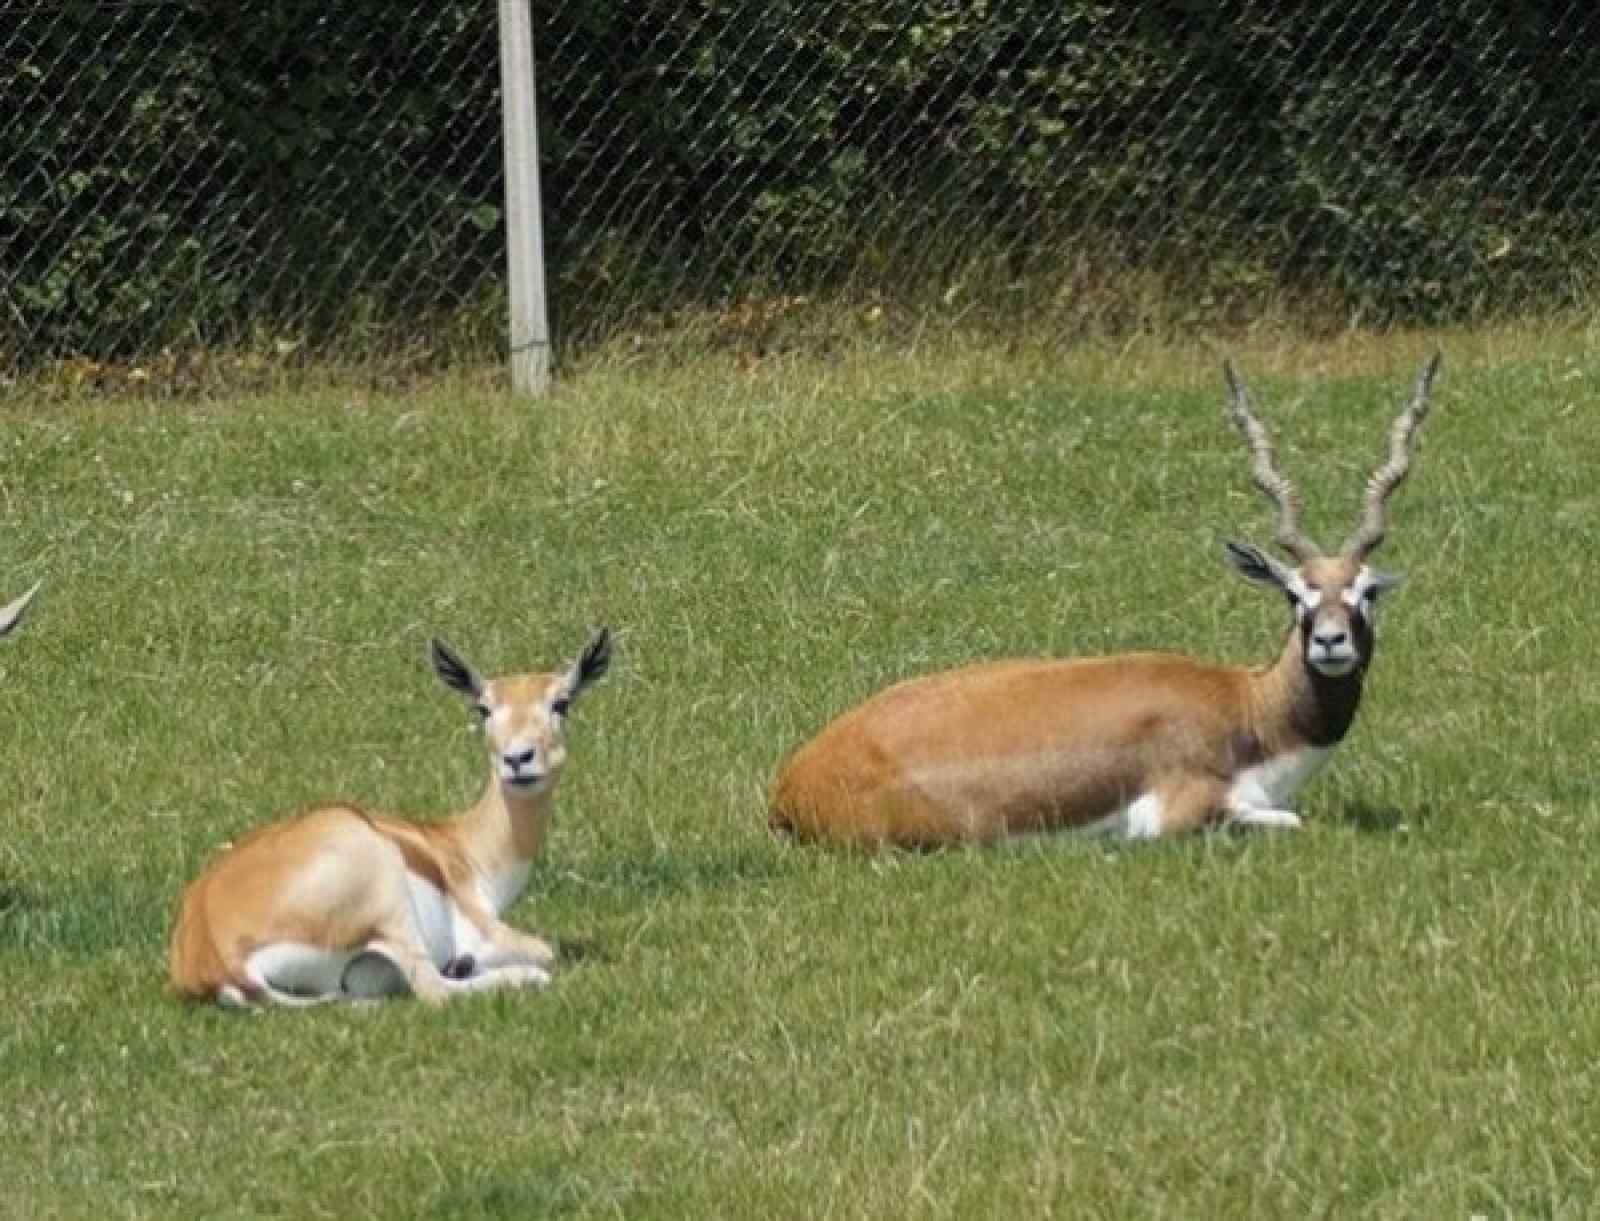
[
  {"x1": 170, "y1": 629, "x2": 611, "y2": 1007},
  {"x1": 0, "y1": 581, "x2": 38, "y2": 637},
  {"x1": 770, "y1": 355, "x2": 1441, "y2": 846}
]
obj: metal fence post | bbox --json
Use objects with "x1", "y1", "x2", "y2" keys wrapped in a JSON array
[{"x1": 497, "y1": 0, "x2": 551, "y2": 395}]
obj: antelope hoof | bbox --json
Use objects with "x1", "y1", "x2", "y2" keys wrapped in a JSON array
[
  {"x1": 505, "y1": 965, "x2": 552, "y2": 990},
  {"x1": 1227, "y1": 808, "x2": 1304, "y2": 832}
]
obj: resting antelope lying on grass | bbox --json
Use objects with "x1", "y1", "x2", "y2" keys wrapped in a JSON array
[
  {"x1": 169, "y1": 629, "x2": 611, "y2": 1007},
  {"x1": 0, "y1": 581, "x2": 39, "y2": 637},
  {"x1": 770, "y1": 356, "x2": 1441, "y2": 846}
]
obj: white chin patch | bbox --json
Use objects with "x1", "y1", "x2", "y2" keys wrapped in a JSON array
[{"x1": 1308, "y1": 651, "x2": 1358, "y2": 677}]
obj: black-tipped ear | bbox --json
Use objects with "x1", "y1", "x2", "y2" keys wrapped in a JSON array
[
  {"x1": 572, "y1": 627, "x2": 613, "y2": 694},
  {"x1": 1223, "y1": 540, "x2": 1292, "y2": 591},
  {"x1": 430, "y1": 637, "x2": 484, "y2": 699},
  {"x1": 1367, "y1": 568, "x2": 1405, "y2": 597}
]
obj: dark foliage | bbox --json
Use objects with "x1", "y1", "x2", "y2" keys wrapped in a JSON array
[{"x1": 3, "y1": 1, "x2": 1598, "y2": 364}]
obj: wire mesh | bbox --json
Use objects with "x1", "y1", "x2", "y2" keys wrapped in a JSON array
[
  {"x1": 1, "y1": 1, "x2": 504, "y2": 374},
  {"x1": 538, "y1": 1, "x2": 1600, "y2": 344},
  {"x1": 3, "y1": 2, "x2": 1598, "y2": 376}
]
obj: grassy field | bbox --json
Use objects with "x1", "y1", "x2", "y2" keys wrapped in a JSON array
[{"x1": 3, "y1": 322, "x2": 1598, "y2": 1218}]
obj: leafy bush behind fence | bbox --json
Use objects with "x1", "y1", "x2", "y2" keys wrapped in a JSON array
[{"x1": 3, "y1": 1, "x2": 1597, "y2": 373}]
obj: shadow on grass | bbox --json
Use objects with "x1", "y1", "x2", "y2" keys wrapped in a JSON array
[
  {"x1": 0, "y1": 875, "x2": 168, "y2": 955},
  {"x1": 554, "y1": 935, "x2": 613, "y2": 966},
  {"x1": 0, "y1": 882, "x2": 34, "y2": 918},
  {"x1": 538, "y1": 847, "x2": 792, "y2": 902},
  {"x1": 1333, "y1": 801, "x2": 1435, "y2": 834},
  {"x1": 539, "y1": 848, "x2": 796, "y2": 967}
]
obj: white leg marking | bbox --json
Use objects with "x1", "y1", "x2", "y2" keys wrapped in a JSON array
[
  {"x1": 443, "y1": 964, "x2": 551, "y2": 993},
  {"x1": 1120, "y1": 792, "x2": 1164, "y2": 839},
  {"x1": 1225, "y1": 807, "x2": 1304, "y2": 832},
  {"x1": 1072, "y1": 792, "x2": 1165, "y2": 839}
]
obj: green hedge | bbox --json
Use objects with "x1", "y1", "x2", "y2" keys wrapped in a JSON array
[
  {"x1": 1, "y1": 1, "x2": 500, "y2": 363},
  {"x1": 4, "y1": 1, "x2": 1598, "y2": 365},
  {"x1": 537, "y1": 1, "x2": 1600, "y2": 332}
]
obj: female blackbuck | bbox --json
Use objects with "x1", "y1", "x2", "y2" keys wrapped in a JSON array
[
  {"x1": 0, "y1": 581, "x2": 38, "y2": 637},
  {"x1": 770, "y1": 355, "x2": 1441, "y2": 846},
  {"x1": 170, "y1": 629, "x2": 612, "y2": 1007}
]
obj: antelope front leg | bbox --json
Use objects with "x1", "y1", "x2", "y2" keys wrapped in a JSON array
[
  {"x1": 442, "y1": 960, "x2": 552, "y2": 994},
  {"x1": 1222, "y1": 801, "x2": 1304, "y2": 832},
  {"x1": 440, "y1": 914, "x2": 556, "y2": 984},
  {"x1": 352, "y1": 936, "x2": 549, "y2": 1004},
  {"x1": 438, "y1": 946, "x2": 553, "y2": 993},
  {"x1": 1141, "y1": 778, "x2": 1231, "y2": 838},
  {"x1": 479, "y1": 921, "x2": 557, "y2": 972}
]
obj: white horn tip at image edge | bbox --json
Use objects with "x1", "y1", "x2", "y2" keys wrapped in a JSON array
[{"x1": 0, "y1": 581, "x2": 40, "y2": 637}]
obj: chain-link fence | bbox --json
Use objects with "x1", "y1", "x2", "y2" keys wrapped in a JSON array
[
  {"x1": 5, "y1": 2, "x2": 1599, "y2": 380},
  {"x1": 2, "y1": 1, "x2": 505, "y2": 380}
]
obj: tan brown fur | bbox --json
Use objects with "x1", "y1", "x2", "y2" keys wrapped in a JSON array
[
  {"x1": 773, "y1": 633, "x2": 1323, "y2": 847},
  {"x1": 169, "y1": 630, "x2": 611, "y2": 1007},
  {"x1": 170, "y1": 805, "x2": 416, "y2": 1002},
  {"x1": 770, "y1": 358, "x2": 1439, "y2": 847}
]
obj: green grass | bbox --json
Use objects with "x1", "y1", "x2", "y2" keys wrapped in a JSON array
[{"x1": 4, "y1": 321, "x2": 1600, "y2": 1217}]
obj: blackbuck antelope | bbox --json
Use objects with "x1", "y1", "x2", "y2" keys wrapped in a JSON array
[
  {"x1": 769, "y1": 355, "x2": 1441, "y2": 847},
  {"x1": 0, "y1": 581, "x2": 39, "y2": 637},
  {"x1": 169, "y1": 629, "x2": 612, "y2": 1008}
]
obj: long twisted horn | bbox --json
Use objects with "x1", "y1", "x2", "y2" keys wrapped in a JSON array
[
  {"x1": 1223, "y1": 360, "x2": 1322, "y2": 562},
  {"x1": 1341, "y1": 351, "x2": 1441, "y2": 560},
  {"x1": 0, "y1": 580, "x2": 39, "y2": 637}
]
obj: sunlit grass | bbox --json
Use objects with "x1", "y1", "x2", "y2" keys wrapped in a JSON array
[{"x1": 3, "y1": 321, "x2": 1599, "y2": 1217}]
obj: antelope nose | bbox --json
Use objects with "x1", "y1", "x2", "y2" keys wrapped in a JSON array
[
  {"x1": 1312, "y1": 627, "x2": 1349, "y2": 650},
  {"x1": 504, "y1": 747, "x2": 538, "y2": 770}
]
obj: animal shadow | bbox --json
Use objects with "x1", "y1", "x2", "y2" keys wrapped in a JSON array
[{"x1": 1334, "y1": 801, "x2": 1433, "y2": 834}]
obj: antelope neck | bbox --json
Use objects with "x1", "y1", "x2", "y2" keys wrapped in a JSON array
[
  {"x1": 456, "y1": 776, "x2": 557, "y2": 870},
  {"x1": 1255, "y1": 625, "x2": 1367, "y2": 749}
]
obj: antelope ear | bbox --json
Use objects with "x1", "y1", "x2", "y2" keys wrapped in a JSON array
[
  {"x1": 559, "y1": 627, "x2": 613, "y2": 703},
  {"x1": 1223, "y1": 540, "x2": 1294, "y2": 591},
  {"x1": 430, "y1": 637, "x2": 484, "y2": 699},
  {"x1": 1365, "y1": 568, "x2": 1405, "y2": 597}
]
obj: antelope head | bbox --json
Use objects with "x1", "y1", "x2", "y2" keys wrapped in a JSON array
[
  {"x1": 1221, "y1": 354, "x2": 1440, "y2": 680},
  {"x1": 430, "y1": 629, "x2": 612, "y2": 793},
  {"x1": 0, "y1": 581, "x2": 39, "y2": 638}
]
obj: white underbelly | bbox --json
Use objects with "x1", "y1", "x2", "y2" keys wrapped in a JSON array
[
  {"x1": 245, "y1": 874, "x2": 494, "y2": 1003},
  {"x1": 405, "y1": 872, "x2": 492, "y2": 967},
  {"x1": 246, "y1": 940, "x2": 422, "y2": 1001},
  {"x1": 248, "y1": 940, "x2": 357, "y2": 998},
  {"x1": 1227, "y1": 746, "x2": 1332, "y2": 810}
]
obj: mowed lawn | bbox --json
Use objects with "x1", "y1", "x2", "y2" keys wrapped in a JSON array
[{"x1": 2, "y1": 325, "x2": 1598, "y2": 1218}]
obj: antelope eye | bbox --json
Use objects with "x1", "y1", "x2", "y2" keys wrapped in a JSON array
[
  {"x1": 550, "y1": 697, "x2": 571, "y2": 718},
  {"x1": 473, "y1": 703, "x2": 492, "y2": 721}
]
